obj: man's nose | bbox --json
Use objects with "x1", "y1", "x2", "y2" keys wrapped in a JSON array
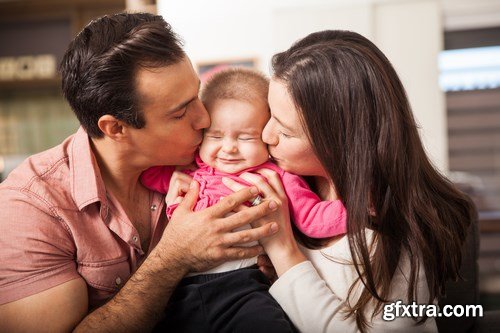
[{"x1": 193, "y1": 99, "x2": 211, "y2": 130}]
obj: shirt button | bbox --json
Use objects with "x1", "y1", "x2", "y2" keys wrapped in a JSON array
[
  {"x1": 115, "y1": 277, "x2": 122, "y2": 286},
  {"x1": 150, "y1": 204, "x2": 157, "y2": 211},
  {"x1": 132, "y1": 235, "x2": 138, "y2": 243}
]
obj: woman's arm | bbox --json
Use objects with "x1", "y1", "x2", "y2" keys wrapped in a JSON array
[{"x1": 223, "y1": 170, "x2": 437, "y2": 333}]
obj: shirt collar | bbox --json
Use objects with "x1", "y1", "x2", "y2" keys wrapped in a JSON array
[{"x1": 69, "y1": 127, "x2": 108, "y2": 212}]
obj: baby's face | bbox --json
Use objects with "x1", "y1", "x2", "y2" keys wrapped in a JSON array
[{"x1": 199, "y1": 98, "x2": 270, "y2": 174}]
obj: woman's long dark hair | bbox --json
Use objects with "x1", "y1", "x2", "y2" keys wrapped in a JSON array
[{"x1": 272, "y1": 30, "x2": 476, "y2": 331}]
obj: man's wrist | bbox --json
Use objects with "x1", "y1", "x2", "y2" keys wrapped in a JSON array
[{"x1": 148, "y1": 242, "x2": 190, "y2": 277}]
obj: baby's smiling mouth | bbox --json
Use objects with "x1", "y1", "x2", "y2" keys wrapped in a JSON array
[{"x1": 217, "y1": 157, "x2": 244, "y2": 164}]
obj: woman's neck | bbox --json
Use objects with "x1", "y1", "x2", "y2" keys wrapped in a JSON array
[{"x1": 313, "y1": 176, "x2": 338, "y2": 201}]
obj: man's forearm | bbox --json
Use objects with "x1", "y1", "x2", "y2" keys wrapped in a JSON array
[{"x1": 74, "y1": 246, "x2": 188, "y2": 332}]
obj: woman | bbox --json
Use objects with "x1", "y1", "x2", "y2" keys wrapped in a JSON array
[{"x1": 222, "y1": 30, "x2": 476, "y2": 332}]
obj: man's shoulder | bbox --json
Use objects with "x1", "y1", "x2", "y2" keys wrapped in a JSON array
[{"x1": 0, "y1": 134, "x2": 76, "y2": 208}]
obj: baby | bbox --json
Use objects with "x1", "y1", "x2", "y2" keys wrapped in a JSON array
[{"x1": 141, "y1": 68, "x2": 347, "y2": 332}]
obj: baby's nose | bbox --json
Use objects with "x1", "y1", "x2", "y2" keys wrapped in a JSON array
[{"x1": 222, "y1": 139, "x2": 238, "y2": 153}]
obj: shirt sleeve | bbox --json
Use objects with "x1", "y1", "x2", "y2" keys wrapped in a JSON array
[
  {"x1": 270, "y1": 261, "x2": 357, "y2": 333},
  {"x1": 0, "y1": 188, "x2": 80, "y2": 304},
  {"x1": 140, "y1": 166, "x2": 176, "y2": 194},
  {"x1": 269, "y1": 257, "x2": 438, "y2": 332},
  {"x1": 281, "y1": 172, "x2": 347, "y2": 238}
]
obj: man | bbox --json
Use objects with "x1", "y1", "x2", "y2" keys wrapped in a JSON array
[{"x1": 0, "y1": 13, "x2": 279, "y2": 332}]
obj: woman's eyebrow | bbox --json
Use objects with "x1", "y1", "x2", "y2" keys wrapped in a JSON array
[{"x1": 273, "y1": 115, "x2": 294, "y2": 132}]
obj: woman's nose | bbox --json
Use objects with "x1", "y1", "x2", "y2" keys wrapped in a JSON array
[{"x1": 262, "y1": 121, "x2": 278, "y2": 146}]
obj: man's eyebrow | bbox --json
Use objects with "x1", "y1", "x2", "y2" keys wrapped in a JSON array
[
  {"x1": 167, "y1": 80, "x2": 201, "y2": 113},
  {"x1": 273, "y1": 115, "x2": 294, "y2": 132}
]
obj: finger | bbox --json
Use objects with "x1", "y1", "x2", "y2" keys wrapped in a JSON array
[
  {"x1": 222, "y1": 177, "x2": 249, "y2": 193},
  {"x1": 256, "y1": 169, "x2": 286, "y2": 195},
  {"x1": 223, "y1": 245, "x2": 265, "y2": 261},
  {"x1": 259, "y1": 266, "x2": 277, "y2": 283},
  {"x1": 173, "y1": 196, "x2": 183, "y2": 204},
  {"x1": 177, "y1": 180, "x2": 199, "y2": 211},
  {"x1": 221, "y1": 204, "x2": 278, "y2": 232},
  {"x1": 172, "y1": 172, "x2": 193, "y2": 186},
  {"x1": 257, "y1": 254, "x2": 273, "y2": 268},
  {"x1": 206, "y1": 186, "x2": 259, "y2": 217},
  {"x1": 231, "y1": 203, "x2": 250, "y2": 213},
  {"x1": 178, "y1": 183, "x2": 190, "y2": 196},
  {"x1": 221, "y1": 224, "x2": 277, "y2": 246},
  {"x1": 239, "y1": 172, "x2": 276, "y2": 199}
]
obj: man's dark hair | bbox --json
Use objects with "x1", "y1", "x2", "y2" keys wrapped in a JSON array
[{"x1": 59, "y1": 12, "x2": 185, "y2": 138}]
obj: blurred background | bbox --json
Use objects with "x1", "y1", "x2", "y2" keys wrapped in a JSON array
[{"x1": 1, "y1": 0, "x2": 499, "y2": 310}]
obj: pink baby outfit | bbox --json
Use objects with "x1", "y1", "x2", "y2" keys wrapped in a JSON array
[{"x1": 141, "y1": 155, "x2": 347, "y2": 238}]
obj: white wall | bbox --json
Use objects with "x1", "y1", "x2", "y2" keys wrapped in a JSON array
[{"x1": 158, "y1": 0, "x2": 448, "y2": 171}]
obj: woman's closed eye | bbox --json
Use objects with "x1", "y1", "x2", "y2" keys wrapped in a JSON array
[
  {"x1": 239, "y1": 137, "x2": 255, "y2": 141},
  {"x1": 279, "y1": 131, "x2": 292, "y2": 138}
]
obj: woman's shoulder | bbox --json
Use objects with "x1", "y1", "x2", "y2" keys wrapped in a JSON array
[
  {"x1": 300, "y1": 228, "x2": 376, "y2": 260},
  {"x1": 301, "y1": 227, "x2": 432, "y2": 302}
]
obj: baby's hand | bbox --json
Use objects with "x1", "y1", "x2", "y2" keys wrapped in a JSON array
[{"x1": 165, "y1": 169, "x2": 193, "y2": 207}]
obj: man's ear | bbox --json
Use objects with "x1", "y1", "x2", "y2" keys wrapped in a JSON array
[{"x1": 97, "y1": 115, "x2": 127, "y2": 141}]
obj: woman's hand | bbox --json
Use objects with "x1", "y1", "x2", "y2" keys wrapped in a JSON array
[{"x1": 222, "y1": 169, "x2": 307, "y2": 277}]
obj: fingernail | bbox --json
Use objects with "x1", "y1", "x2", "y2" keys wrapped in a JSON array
[
  {"x1": 190, "y1": 181, "x2": 196, "y2": 188},
  {"x1": 250, "y1": 187, "x2": 259, "y2": 195},
  {"x1": 270, "y1": 223, "x2": 278, "y2": 233},
  {"x1": 269, "y1": 200, "x2": 278, "y2": 210}
]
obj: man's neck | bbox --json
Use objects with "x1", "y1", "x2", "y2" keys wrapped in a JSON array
[{"x1": 90, "y1": 137, "x2": 144, "y2": 200}]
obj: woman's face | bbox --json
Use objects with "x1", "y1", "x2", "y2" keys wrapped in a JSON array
[{"x1": 263, "y1": 79, "x2": 327, "y2": 177}]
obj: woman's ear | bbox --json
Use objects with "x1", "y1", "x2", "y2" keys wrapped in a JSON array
[{"x1": 97, "y1": 115, "x2": 126, "y2": 141}]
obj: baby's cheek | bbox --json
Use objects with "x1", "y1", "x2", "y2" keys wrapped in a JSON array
[
  {"x1": 198, "y1": 142, "x2": 214, "y2": 162},
  {"x1": 254, "y1": 143, "x2": 271, "y2": 163}
]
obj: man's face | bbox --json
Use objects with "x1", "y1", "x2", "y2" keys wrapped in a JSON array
[{"x1": 129, "y1": 57, "x2": 210, "y2": 168}]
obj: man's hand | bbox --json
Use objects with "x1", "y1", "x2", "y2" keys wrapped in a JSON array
[
  {"x1": 158, "y1": 180, "x2": 280, "y2": 273},
  {"x1": 257, "y1": 255, "x2": 278, "y2": 283}
]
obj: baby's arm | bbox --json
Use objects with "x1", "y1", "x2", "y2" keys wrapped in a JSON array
[
  {"x1": 141, "y1": 166, "x2": 195, "y2": 218},
  {"x1": 140, "y1": 166, "x2": 176, "y2": 194},
  {"x1": 281, "y1": 172, "x2": 347, "y2": 238}
]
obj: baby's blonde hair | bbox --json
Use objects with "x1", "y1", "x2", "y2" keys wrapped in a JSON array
[{"x1": 200, "y1": 67, "x2": 269, "y2": 110}]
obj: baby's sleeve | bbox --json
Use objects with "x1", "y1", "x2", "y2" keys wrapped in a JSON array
[
  {"x1": 281, "y1": 172, "x2": 347, "y2": 238},
  {"x1": 140, "y1": 166, "x2": 176, "y2": 194}
]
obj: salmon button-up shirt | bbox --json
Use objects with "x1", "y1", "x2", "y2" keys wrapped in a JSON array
[{"x1": 0, "y1": 127, "x2": 167, "y2": 309}]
